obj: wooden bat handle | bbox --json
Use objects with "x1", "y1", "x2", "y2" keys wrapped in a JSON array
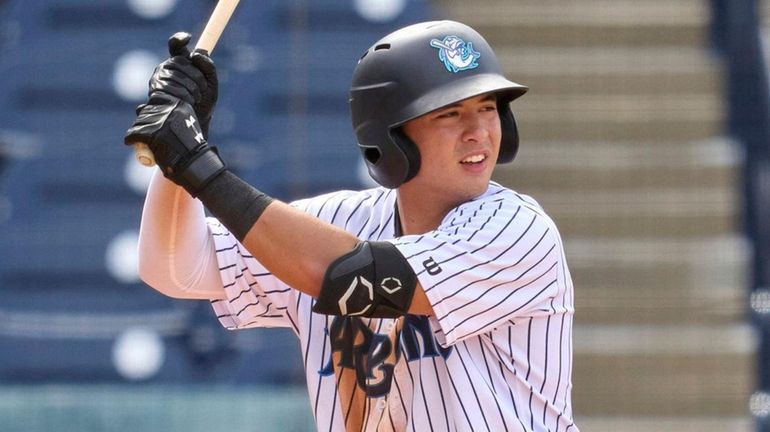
[
  {"x1": 134, "y1": 142, "x2": 155, "y2": 167},
  {"x1": 132, "y1": 0, "x2": 241, "y2": 167}
]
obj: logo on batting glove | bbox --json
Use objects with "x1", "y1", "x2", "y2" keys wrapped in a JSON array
[{"x1": 185, "y1": 115, "x2": 205, "y2": 144}]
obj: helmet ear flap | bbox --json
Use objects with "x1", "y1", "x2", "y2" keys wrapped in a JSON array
[
  {"x1": 389, "y1": 128, "x2": 421, "y2": 185},
  {"x1": 359, "y1": 128, "x2": 421, "y2": 189},
  {"x1": 497, "y1": 102, "x2": 519, "y2": 163}
]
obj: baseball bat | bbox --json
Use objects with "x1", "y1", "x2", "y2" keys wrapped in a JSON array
[{"x1": 133, "y1": 0, "x2": 241, "y2": 167}]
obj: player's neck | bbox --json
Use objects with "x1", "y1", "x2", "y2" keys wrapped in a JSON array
[{"x1": 395, "y1": 191, "x2": 454, "y2": 235}]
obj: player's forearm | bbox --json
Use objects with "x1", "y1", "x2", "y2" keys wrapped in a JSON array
[
  {"x1": 241, "y1": 201, "x2": 359, "y2": 298},
  {"x1": 193, "y1": 170, "x2": 359, "y2": 298},
  {"x1": 169, "y1": 168, "x2": 432, "y2": 315},
  {"x1": 242, "y1": 201, "x2": 433, "y2": 315},
  {"x1": 138, "y1": 169, "x2": 224, "y2": 299}
]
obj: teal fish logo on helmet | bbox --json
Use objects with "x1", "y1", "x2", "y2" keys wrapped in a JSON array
[{"x1": 429, "y1": 35, "x2": 481, "y2": 73}]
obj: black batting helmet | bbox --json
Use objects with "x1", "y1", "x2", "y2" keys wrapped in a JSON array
[{"x1": 349, "y1": 20, "x2": 528, "y2": 189}]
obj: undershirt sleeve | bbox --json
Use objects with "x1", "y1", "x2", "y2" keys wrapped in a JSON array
[{"x1": 137, "y1": 169, "x2": 226, "y2": 300}]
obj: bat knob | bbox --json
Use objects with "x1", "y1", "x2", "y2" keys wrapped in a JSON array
[{"x1": 133, "y1": 142, "x2": 156, "y2": 167}]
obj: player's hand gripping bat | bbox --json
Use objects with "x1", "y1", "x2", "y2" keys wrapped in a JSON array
[{"x1": 133, "y1": 0, "x2": 240, "y2": 167}]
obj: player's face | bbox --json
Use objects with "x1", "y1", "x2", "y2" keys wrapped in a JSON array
[{"x1": 401, "y1": 93, "x2": 502, "y2": 206}]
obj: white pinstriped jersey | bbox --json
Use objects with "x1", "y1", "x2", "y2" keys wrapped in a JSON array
[{"x1": 208, "y1": 182, "x2": 578, "y2": 432}]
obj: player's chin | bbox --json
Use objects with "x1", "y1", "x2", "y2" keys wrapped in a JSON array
[
  {"x1": 459, "y1": 162, "x2": 493, "y2": 186},
  {"x1": 454, "y1": 176, "x2": 491, "y2": 201}
]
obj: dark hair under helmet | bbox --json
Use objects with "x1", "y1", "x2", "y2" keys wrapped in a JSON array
[{"x1": 349, "y1": 20, "x2": 528, "y2": 189}]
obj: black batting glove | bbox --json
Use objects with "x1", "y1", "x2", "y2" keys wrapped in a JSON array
[
  {"x1": 125, "y1": 93, "x2": 226, "y2": 197},
  {"x1": 149, "y1": 32, "x2": 218, "y2": 138}
]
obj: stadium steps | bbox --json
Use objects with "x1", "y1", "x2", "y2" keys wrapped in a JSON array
[
  {"x1": 566, "y1": 235, "x2": 748, "y2": 325},
  {"x1": 502, "y1": 47, "x2": 721, "y2": 96},
  {"x1": 573, "y1": 323, "x2": 754, "y2": 416},
  {"x1": 510, "y1": 139, "x2": 741, "y2": 238},
  {"x1": 433, "y1": 0, "x2": 752, "y2": 429},
  {"x1": 443, "y1": 0, "x2": 708, "y2": 48},
  {"x1": 577, "y1": 417, "x2": 751, "y2": 432},
  {"x1": 516, "y1": 93, "x2": 723, "y2": 142}
]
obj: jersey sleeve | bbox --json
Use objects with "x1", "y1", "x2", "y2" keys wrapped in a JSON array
[
  {"x1": 207, "y1": 219, "x2": 300, "y2": 331},
  {"x1": 205, "y1": 190, "x2": 368, "y2": 332},
  {"x1": 391, "y1": 194, "x2": 566, "y2": 346}
]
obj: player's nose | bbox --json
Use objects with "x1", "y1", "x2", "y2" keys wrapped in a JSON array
[{"x1": 460, "y1": 113, "x2": 491, "y2": 143}]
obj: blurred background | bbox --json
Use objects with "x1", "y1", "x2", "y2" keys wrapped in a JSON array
[{"x1": 0, "y1": 0, "x2": 767, "y2": 430}]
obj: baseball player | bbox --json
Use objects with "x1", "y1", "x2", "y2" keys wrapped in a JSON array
[{"x1": 125, "y1": 20, "x2": 579, "y2": 432}]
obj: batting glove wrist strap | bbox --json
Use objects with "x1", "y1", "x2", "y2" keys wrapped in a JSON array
[
  {"x1": 313, "y1": 241, "x2": 417, "y2": 318},
  {"x1": 177, "y1": 147, "x2": 226, "y2": 195}
]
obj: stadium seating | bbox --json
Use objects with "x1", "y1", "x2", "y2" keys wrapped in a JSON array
[{"x1": 0, "y1": 0, "x2": 431, "y2": 384}]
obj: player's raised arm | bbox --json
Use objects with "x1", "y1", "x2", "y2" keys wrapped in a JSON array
[
  {"x1": 131, "y1": 34, "x2": 223, "y2": 300},
  {"x1": 125, "y1": 33, "x2": 429, "y2": 317}
]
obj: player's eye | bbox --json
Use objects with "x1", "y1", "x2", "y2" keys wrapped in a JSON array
[{"x1": 434, "y1": 110, "x2": 459, "y2": 119}]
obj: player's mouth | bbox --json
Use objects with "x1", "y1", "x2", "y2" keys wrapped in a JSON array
[
  {"x1": 461, "y1": 154, "x2": 486, "y2": 164},
  {"x1": 459, "y1": 152, "x2": 490, "y2": 174},
  {"x1": 460, "y1": 152, "x2": 488, "y2": 165}
]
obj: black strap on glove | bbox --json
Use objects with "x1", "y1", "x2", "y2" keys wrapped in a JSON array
[
  {"x1": 149, "y1": 32, "x2": 218, "y2": 139},
  {"x1": 125, "y1": 93, "x2": 225, "y2": 197}
]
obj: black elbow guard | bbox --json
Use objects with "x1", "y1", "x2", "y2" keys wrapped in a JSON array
[{"x1": 312, "y1": 241, "x2": 417, "y2": 318}]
